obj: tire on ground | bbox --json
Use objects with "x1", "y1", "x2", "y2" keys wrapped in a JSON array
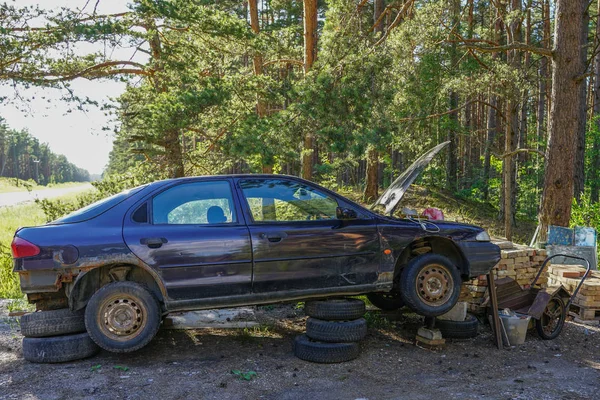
[
  {"x1": 22, "y1": 332, "x2": 100, "y2": 363},
  {"x1": 85, "y1": 281, "x2": 161, "y2": 353},
  {"x1": 304, "y1": 298, "x2": 365, "y2": 321},
  {"x1": 399, "y1": 253, "x2": 462, "y2": 317},
  {"x1": 293, "y1": 334, "x2": 360, "y2": 363},
  {"x1": 306, "y1": 317, "x2": 367, "y2": 343},
  {"x1": 366, "y1": 292, "x2": 405, "y2": 311},
  {"x1": 20, "y1": 308, "x2": 86, "y2": 338},
  {"x1": 435, "y1": 314, "x2": 479, "y2": 339}
]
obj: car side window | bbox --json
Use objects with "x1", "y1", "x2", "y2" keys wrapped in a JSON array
[
  {"x1": 152, "y1": 181, "x2": 236, "y2": 225},
  {"x1": 239, "y1": 179, "x2": 339, "y2": 222}
]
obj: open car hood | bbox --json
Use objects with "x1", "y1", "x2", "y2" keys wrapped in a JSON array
[{"x1": 371, "y1": 141, "x2": 450, "y2": 216}]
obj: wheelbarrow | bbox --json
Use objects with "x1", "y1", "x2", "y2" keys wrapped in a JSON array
[{"x1": 493, "y1": 254, "x2": 591, "y2": 340}]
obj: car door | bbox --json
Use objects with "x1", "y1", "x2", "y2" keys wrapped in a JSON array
[
  {"x1": 236, "y1": 177, "x2": 380, "y2": 293},
  {"x1": 123, "y1": 179, "x2": 253, "y2": 300}
]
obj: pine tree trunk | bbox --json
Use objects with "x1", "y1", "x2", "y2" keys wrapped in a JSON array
[
  {"x1": 483, "y1": 95, "x2": 497, "y2": 201},
  {"x1": 501, "y1": 0, "x2": 522, "y2": 240},
  {"x1": 249, "y1": 0, "x2": 272, "y2": 172},
  {"x1": 446, "y1": 0, "x2": 460, "y2": 192},
  {"x1": 363, "y1": 0, "x2": 385, "y2": 202},
  {"x1": 574, "y1": 9, "x2": 589, "y2": 201},
  {"x1": 447, "y1": 91, "x2": 459, "y2": 192},
  {"x1": 364, "y1": 146, "x2": 379, "y2": 202},
  {"x1": 592, "y1": 0, "x2": 600, "y2": 203},
  {"x1": 539, "y1": 0, "x2": 587, "y2": 242},
  {"x1": 301, "y1": 0, "x2": 318, "y2": 180}
]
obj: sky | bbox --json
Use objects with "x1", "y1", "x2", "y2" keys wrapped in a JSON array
[{"x1": 0, "y1": 1, "x2": 135, "y2": 176}]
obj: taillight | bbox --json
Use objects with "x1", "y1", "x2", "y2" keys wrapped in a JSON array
[{"x1": 11, "y1": 237, "x2": 41, "y2": 258}]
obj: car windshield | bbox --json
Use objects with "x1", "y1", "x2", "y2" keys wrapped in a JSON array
[{"x1": 51, "y1": 185, "x2": 147, "y2": 224}]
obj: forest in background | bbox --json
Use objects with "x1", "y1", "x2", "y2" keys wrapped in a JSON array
[
  {"x1": 1, "y1": 0, "x2": 599, "y2": 241},
  {"x1": 0, "y1": 119, "x2": 90, "y2": 184}
]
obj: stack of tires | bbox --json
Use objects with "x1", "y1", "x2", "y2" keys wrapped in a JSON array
[
  {"x1": 293, "y1": 298, "x2": 367, "y2": 364},
  {"x1": 20, "y1": 308, "x2": 100, "y2": 363}
]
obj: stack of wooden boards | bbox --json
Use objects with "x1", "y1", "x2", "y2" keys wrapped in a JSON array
[
  {"x1": 548, "y1": 264, "x2": 600, "y2": 325},
  {"x1": 459, "y1": 242, "x2": 549, "y2": 315}
]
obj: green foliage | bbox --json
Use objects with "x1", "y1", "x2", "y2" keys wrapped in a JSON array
[
  {"x1": 6, "y1": 297, "x2": 34, "y2": 313},
  {"x1": 571, "y1": 196, "x2": 600, "y2": 230},
  {"x1": 231, "y1": 370, "x2": 257, "y2": 381}
]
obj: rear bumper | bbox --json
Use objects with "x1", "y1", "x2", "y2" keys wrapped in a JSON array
[{"x1": 458, "y1": 241, "x2": 501, "y2": 278}]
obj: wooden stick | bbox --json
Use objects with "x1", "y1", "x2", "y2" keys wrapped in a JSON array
[{"x1": 487, "y1": 271, "x2": 504, "y2": 349}]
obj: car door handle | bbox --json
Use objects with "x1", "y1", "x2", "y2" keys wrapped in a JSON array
[
  {"x1": 259, "y1": 232, "x2": 287, "y2": 243},
  {"x1": 140, "y1": 237, "x2": 168, "y2": 249}
]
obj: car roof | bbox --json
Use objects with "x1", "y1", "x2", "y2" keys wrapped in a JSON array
[{"x1": 152, "y1": 174, "x2": 307, "y2": 186}]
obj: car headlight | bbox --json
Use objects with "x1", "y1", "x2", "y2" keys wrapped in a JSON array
[{"x1": 475, "y1": 230, "x2": 491, "y2": 241}]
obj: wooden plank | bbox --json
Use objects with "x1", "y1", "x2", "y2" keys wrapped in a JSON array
[{"x1": 487, "y1": 271, "x2": 503, "y2": 349}]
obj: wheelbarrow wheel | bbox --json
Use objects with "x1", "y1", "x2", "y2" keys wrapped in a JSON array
[{"x1": 535, "y1": 296, "x2": 566, "y2": 340}]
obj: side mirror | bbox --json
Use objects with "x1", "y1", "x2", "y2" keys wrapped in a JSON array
[{"x1": 336, "y1": 207, "x2": 357, "y2": 220}]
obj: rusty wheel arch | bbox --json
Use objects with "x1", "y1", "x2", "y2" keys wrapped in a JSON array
[
  {"x1": 67, "y1": 264, "x2": 167, "y2": 312},
  {"x1": 392, "y1": 237, "x2": 468, "y2": 287}
]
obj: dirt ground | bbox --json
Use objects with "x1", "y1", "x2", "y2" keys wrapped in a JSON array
[{"x1": 1, "y1": 300, "x2": 598, "y2": 400}]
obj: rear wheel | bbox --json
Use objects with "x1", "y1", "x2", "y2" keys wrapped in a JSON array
[
  {"x1": 399, "y1": 254, "x2": 461, "y2": 317},
  {"x1": 535, "y1": 296, "x2": 566, "y2": 340},
  {"x1": 366, "y1": 292, "x2": 404, "y2": 311},
  {"x1": 85, "y1": 281, "x2": 161, "y2": 353}
]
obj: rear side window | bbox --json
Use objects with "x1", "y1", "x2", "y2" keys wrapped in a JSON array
[
  {"x1": 132, "y1": 203, "x2": 148, "y2": 223},
  {"x1": 152, "y1": 181, "x2": 236, "y2": 225},
  {"x1": 52, "y1": 185, "x2": 147, "y2": 224}
]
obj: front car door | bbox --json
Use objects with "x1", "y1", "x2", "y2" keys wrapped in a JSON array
[
  {"x1": 123, "y1": 179, "x2": 253, "y2": 300},
  {"x1": 236, "y1": 177, "x2": 380, "y2": 293}
]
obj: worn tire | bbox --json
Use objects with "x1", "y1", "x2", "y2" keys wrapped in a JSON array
[
  {"x1": 293, "y1": 334, "x2": 360, "y2": 363},
  {"x1": 306, "y1": 317, "x2": 367, "y2": 343},
  {"x1": 22, "y1": 332, "x2": 100, "y2": 363},
  {"x1": 20, "y1": 308, "x2": 86, "y2": 338},
  {"x1": 435, "y1": 314, "x2": 479, "y2": 339},
  {"x1": 85, "y1": 281, "x2": 161, "y2": 353},
  {"x1": 367, "y1": 292, "x2": 405, "y2": 311},
  {"x1": 304, "y1": 299, "x2": 365, "y2": 321},
  {"x1": 400, "y1": 254, "x2": 462, "y2": 317}
]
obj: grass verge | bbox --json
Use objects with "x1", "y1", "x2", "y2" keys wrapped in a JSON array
[
  {"x1": 0, "y1": 177, "x2": 88, "y2": 193},
  {"x1": 0, "y1": 190, "x2": 93, "y2": 299}
]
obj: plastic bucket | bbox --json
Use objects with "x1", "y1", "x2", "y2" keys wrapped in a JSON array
[{"x1": 499, "y1": 314, "x2": 531, "y2": 345}]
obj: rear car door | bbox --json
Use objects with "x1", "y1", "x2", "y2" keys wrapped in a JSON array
[
  {"x1": 123, "y1": 179, "x2": 252, "y2": 300},
  {"x1": 236, "y1": 177, "x2": 380, "y2": 292}
]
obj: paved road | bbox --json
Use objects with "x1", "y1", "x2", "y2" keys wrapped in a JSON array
[{"x1": 0, "y1": 183, "x2": 93, "y2": 207}]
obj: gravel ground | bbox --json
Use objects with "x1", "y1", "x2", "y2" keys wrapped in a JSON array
[{"x1": 1, "y1": 299, "x2": 598, "y2": 400}]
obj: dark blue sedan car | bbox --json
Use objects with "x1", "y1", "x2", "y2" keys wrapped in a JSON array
[{"x1": 12, "y1": 143, "x2": 500, "y2": 353}]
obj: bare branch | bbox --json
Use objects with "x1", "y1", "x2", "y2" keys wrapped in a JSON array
[
  {"x1": 496, "y1": 148, "x2": 546, "y2": 159},
  {"x1": 463, "y1": 42, "x2": 552, "y2": 57},
  {"x1": 374, "y1": 0, "x2": 416, "y2": 46},
  {"x1": 262, "y1": 59, "x2": 304, "y2": 67}
]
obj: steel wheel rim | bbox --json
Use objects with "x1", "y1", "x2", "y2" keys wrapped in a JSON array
[
  {"x1": 541, "y1": 298, "x2": 564, "y2": 336},
  {"x1": 97, "y1": 294, "x2": 147, "y2": 342},
  {"x1": 415, "y1": 263, "x2": 454, "y2": 306}
]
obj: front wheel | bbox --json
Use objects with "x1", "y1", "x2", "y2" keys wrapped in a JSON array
[
  {"x1": 85, "y1": 281, "x2": 161, "y2": 353},
  {"x1": 399, "y1": 253, "x2": 462, "y2": 317}
]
